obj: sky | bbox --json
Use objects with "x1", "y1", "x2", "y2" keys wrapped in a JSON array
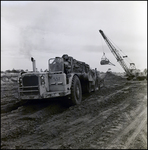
[{"x1": 1, "y1": 1, "x2": 147, "y2": 73}]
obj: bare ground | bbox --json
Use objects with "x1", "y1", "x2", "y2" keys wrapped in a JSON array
[{"x1": 1, "y1": 73, "x2": 147, "y2": 149}]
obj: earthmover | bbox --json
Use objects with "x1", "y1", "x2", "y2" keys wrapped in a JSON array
[{"x1": 18, "y1": 54, "x2": 99, "y2": 105}]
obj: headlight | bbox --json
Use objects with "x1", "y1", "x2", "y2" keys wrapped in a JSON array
[
  {"x1": 41, "y1": 76, "x2": 44, "y2": 79},
  {"x1": 40, "y1": 75, "x2": 44, "y2": 80},
  {"x1": 40, "y1": 75, "x2": 45, "y2": 85}
]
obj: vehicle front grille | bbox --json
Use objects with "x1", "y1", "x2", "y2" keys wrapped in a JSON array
[
  {"x1": 19, "y1": 75, "x2": 39, "y2": 96},
  {"x1": 22, "y1": 75, "x2": 38, "y2": 86}
]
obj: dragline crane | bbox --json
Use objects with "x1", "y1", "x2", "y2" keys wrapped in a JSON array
[{"x1": 99, "y1": 30, "x2": 137, "y2": 80}]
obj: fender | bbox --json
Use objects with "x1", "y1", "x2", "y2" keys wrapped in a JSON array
[{"x1": 68, "y1": 73, "x2": 80, "y2": 90}]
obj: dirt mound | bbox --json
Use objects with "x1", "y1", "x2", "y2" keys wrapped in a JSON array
[{"x1": 105, "y1": 72, "x2": 124, "y2": 80}]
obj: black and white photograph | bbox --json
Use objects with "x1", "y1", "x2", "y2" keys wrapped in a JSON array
[{"x1": 1, "y1": 1, "x2": 147, "y2": 149}]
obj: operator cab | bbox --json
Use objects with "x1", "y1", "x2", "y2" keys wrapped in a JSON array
[{"x1": 48, "y1": 57, "x2": 64, "y2": 73}]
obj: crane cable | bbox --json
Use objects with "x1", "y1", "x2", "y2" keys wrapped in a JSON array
[
  {"x1": 100, "y1": 35, "x2": 114, "y2": 65},
  {"x1": 100, "y1": 34, "x2": 105, "y2": 54},
  {"x1": 107, "y1": 36, "x2": 134, "y2": 65}
]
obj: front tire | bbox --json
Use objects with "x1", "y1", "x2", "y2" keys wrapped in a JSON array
[{"x1": 70, "y1": 75, "x2": 82, "y2": 105}]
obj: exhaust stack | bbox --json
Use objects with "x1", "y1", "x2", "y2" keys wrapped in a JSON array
[{"x1": 31, "y1": 57, "x2": 36, "y2": 72}]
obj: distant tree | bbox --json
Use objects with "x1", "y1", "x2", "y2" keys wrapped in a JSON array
[
  {"x1": 20, "y1": 69, "x2": 24, "y2": 73},
  {"x1": 144, "y1": 68, "x2": 147, "y2": 75},
  {"x1": 12, "y1": 68, "x2": 18, "y2": 73},
  {"x1": 15, "y1": 70, "x2": 21, "y2": 73},
  {"x1": 6, "y1": 70, "x2": 11, "y2": 73}
]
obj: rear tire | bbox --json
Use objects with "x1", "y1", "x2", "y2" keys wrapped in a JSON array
[{"x1": 70, "y1": 75, "x2": 82, "y2": 105}]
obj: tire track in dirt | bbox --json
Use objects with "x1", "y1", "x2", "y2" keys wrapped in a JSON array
[
  {"x1": 23, "y1": 85, "x2": 137, "y2": 148},
  {"x1": 1, "y1": 80, "x2": 147, "y2": 149},
  {"x1": 46, "y1": 83, "x2": 146, "y2": 149},
  {"x1": 5, "y1": 85, "x2": 128, "y2": 149},
  {"x1": 94, "y1": 84, "x2": 147, "y2": 149},
  {"x1": 1, "y1": 99, "x2": 68, "y2": 143},
  {"x1": 106, "y1": 107, "x2": 147, "y2": 149}
]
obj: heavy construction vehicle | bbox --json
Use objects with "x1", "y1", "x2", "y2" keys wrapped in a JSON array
[
  {"x1": 18, "y1": 54, "x2": 99, "y2": 105},
  {"x1": 99, "y1": 30, "x2": 147, "y2": 80}
]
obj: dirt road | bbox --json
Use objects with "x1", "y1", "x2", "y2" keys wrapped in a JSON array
[{"x1": 1, "y1": 73, "x2": 147, "y2": 149}]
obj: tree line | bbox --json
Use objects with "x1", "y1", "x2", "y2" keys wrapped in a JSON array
[{"x1": 1, "y1": 69, "x2": 25, "y2": 73}]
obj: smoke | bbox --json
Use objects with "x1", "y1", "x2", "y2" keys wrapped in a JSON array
[
  {"x1": 19, "y1": 25, "x2": 46, "y2": 60},
  {"x1": 19, "y1": 27, "x2": 33, "y2": 60}
]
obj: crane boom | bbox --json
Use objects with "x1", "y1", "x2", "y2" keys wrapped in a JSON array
[{"x1": 99, "y1": 30, "x2": 132, "y2": 76}]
